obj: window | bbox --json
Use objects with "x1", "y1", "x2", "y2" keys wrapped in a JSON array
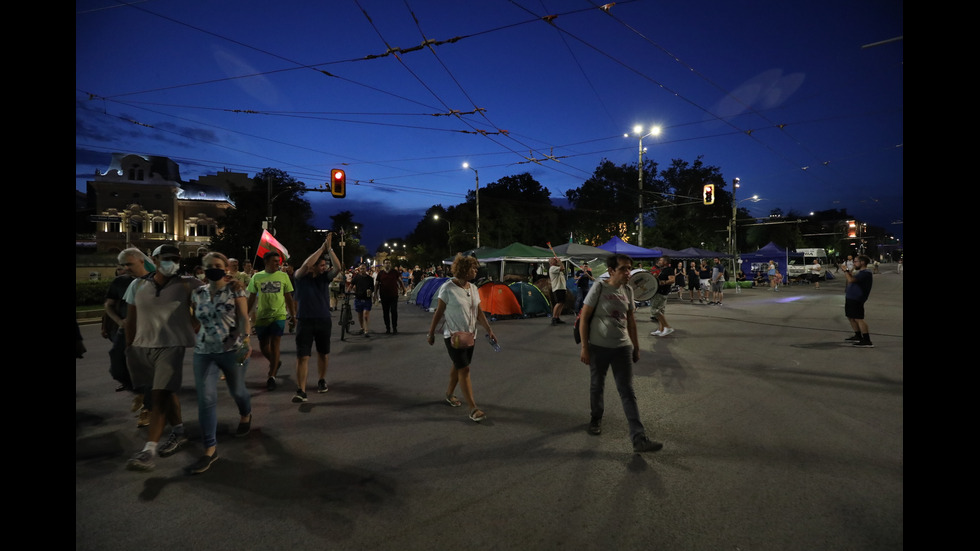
[
  {"x1": 107, "y1": 222, "x2": 120, "y2": 233},
  {"x1": 152, "y1": 219, "x2": 164, "y2": 233}
]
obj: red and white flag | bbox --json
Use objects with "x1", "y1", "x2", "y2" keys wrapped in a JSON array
[{"x1": 256, "y1": 229, "x2": 290, "y2": 262}]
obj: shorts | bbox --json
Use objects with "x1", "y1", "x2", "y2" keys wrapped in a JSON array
[
  {"x1": 844, "y1": 299, "x2": 865, "y2": 320},
  {"x1": 700, "y1": 278, "x2": 710, "y2": 290},
  {"x1": 553, "y1": 289, "x2": 567, "y2": 304},
  {"x1": 354, "y1": 298, "x2": 372, "y2": 312},
  {"x1": 649, "y1": 293, "x2": 667, "y2": 317},
  {"x1": 687, "y1": 278, "x2": 699, "y2": 291},
  {"x1": 255, "y1": 319, "x2": 286, "y2": 340},
  {"x1": 126, "y1": 346, "x2": 185, "y2": 392},
  {"x1": 711, "y1": 280, "x2": 724, "y2": 293},
  {"x1": 296, "y1": 318, "x2": 331, "y2": 357},
  {"x1": 443, "y1": 337, "x2": 475, "y2": 369}
]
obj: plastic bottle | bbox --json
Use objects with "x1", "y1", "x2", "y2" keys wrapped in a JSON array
[{"x1": 486, "y1": 333, "x2": 501, "y2": 352}]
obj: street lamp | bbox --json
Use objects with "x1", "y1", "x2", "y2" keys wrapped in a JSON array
[
  {"x1": 462, "y1": 162, "x2": 480, "y2": 248},
  {"x1": 626, "y1": 125, "x2": 661, "y2": 247},
  {"x1": 433, "y1": 214, "x2": 453, "y2": 257}
]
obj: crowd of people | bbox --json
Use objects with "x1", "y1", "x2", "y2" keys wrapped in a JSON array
[{"x1": 99, "y1": 239, "x2": 878, "y2": 475}]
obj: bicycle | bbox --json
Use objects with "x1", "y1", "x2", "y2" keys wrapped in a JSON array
[{"x1": 338, "y1": 291, "x2": 355, "y2": 341}]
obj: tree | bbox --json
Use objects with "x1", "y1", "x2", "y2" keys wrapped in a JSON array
[
  {"x1": 565, "y1": 159, "x2": 660, "y2": 245},
  {"x1": 327, "y1": 210, "x2": 365, "y2": 269},
  {"x1": 650, "y1": 156, "x2": 728, "y2": 250},
  {"x1": 210, "y1": 168, "x2": 319, "y2": 267}
]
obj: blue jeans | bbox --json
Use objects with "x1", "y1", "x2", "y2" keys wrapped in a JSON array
[
  {"x1": 589, "y1": 344, "x2": 645, "y2": 440},
  {"x1": 193, "y1": 350, "x2": 251, "y2": 449}
]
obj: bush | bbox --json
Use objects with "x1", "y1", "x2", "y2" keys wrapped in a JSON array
[{"x1": 77, "y1": 281, "x2": 111, "y2": 306}]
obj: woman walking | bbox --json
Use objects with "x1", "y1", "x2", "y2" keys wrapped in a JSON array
[
  {"x1": 427, "y1": 254, "x2": 497, "y2": 423},
  {"x1": 187, "y1": 252, "x2": 253, "y2": 474},
  {"x1": 579, "y1": 254, "x2": 662, "y2": 453}
]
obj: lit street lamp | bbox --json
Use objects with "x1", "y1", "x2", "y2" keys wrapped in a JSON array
[
  {"x1": 462, "y1": 162, "x2": 480, "y2": 248},
  {"x1": 433, "y1": 214, "x2": 453, "y2": 257},
  {"x1": 626, "y1": 125, "x2": 661, "y2": 247}
]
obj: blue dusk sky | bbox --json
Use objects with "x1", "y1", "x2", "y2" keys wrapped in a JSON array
[{"x1": 76, "y1": 0, "x2": 903, "y2": 251}]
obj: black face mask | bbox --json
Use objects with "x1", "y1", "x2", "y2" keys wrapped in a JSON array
[{"x1": 205, "y1": 268, "x2": 226, "y2": 282}]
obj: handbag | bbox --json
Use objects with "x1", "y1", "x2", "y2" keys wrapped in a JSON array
[{"x1": 450, "y1": 331, "x2": 476, "y2": 349}]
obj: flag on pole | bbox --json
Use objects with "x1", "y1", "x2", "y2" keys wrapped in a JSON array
[{"x1": 256, "y1": 229, "x2": 290, "y2": 262}]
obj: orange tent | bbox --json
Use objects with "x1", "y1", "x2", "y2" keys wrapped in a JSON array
[{"x1": 478, "y1": 282, "x2": 523, "y2": 320}]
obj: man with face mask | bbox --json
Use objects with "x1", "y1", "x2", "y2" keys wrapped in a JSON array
[{"x1": 123, "y1": 244, "x2": 204, "y2": 471}]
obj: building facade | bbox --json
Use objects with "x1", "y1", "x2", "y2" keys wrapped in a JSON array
[{"x1": 85, "y1": 153, "x2": 248, "y2": 257}]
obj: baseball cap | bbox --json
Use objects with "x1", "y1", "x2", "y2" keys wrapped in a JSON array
[{"x1": 152, "y1": 244, "x2": 181, "y2": 257}]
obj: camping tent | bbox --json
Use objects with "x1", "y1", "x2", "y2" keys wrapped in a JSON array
[
  {"x1": 596, "y1": 236, "x2": 662, "y2": 258},
  {"x1": 507, "y1": 281, "x2": 551, "y2": 318},
  {"x1": 414, "y1": 277, "x2": 448, "y2": 311},
  {"x1": 737, "y1": 242, "x2": 802, "y2": 284},
  {"x1": 408, "y1": 276, "x2": 436, "y2": 304},
  {"x1": 478, "y1": 281, "x2": 524, "y2": 320},
  {"x1": 548, "y1": 242, "x2": 613, "y2": 261},
  {"x1": 474, "y1": 242, "x2": 558, "y2": 283}
]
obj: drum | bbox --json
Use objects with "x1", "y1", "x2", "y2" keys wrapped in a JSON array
[{"x1": 628, "y1": 269, "x2": 658, "y2": 301}]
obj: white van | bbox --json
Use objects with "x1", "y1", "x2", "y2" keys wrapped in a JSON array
[{"x1": 787, "y1": 248, "x2": 828, "y2": 281}]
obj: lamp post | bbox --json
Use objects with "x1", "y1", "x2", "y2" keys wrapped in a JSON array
[
  {"x1": 462, "y1": 163, "x2": 480, "y2": 248},
  {"x1": 627, "y1": 125, "x2": 661, "y2": 247},
  {"x1": 433, "y1": 214, "x2": 452, "y2": 257}
]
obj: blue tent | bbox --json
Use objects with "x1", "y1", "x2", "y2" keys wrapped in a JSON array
[
  {"x1": 596, "y1": 236, "x2": 662, "y2": 258},
  {"x1": 414, "y1": 277, "x2": 448, "y2": 311},
  {"x1": 737, "y1": 242, "x2": 802, "y2": 284}
]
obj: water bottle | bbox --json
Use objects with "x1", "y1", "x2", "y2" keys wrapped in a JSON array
[{"x1": 486, "y1": 333, "x2": 501, "y2": 352}]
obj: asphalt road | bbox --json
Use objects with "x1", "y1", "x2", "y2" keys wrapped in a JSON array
[{"x1": 76, "y1": 269, "x2": 903, "y2": 551}]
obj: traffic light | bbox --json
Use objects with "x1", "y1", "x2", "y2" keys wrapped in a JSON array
[
  {"x1": 703, "y1": 184, "x2": 714, "y2": 205},
  {"x1": 330, "y1": 168, "x2": 346, "y2": 198}
]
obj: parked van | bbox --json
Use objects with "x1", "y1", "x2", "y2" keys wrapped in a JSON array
[{"x1": 787, "y1": 248, "x2": 828, "y2": 281}]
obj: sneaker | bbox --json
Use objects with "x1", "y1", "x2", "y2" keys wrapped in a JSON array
[
  {"x1": 137, "y1": 408, "x2": 151, "y2": 428},
  {"x1": 853, "y1": 340, "x2": 875, "y2": 348},
  {"x1": 126, "y1": 450, "x2": 155, "y2": 471},
  {"x1": 234, "y1": 415, "x2": 252, "y2": 437},
  {"x1": 715, "y1": 303, "x2": 722, "y2": 306},
  {"x1": 317, "y1": 379, "x2": 328, "y2": 393},
  {"x1": 632, "y1": 435, "x2": 664, "y2": 453},
  {"x1": 650, "y1": 329, "x2": 663, "y2": 336},
  {"x1": 267, "y1": 377, "x2": 277, "y2": 391},
  {"x1": 292, "y1": 389, "x2": 308, "y2": 403},
  {"x1": 660, "y1": 327, "x2": 674, "y2": 336},
  {"x1": 364, "y1": 332, "x2": 371, "y2": 338},
  {"x1": 130, "y1": 395, "x2": 144, "y2": 412},
  {"x1": 588, "y1": 418, "x2": 602, "y2": 435},
  {"x1": 392, "y1": 328, "x2": 398, "y2": 334},
  {"x1": 551, "y1": 318, "x2": 558, "y2": 326},
  {"x1": 157, "y1": 432, "x2": 189, "y2": 457},
  {"x1": 186, "y1": 453, "x2": 218, "y2": 475},
  {"x1": 554, "y1": 318, "x2": 566, "y2": 324},
  {"x1": 844, "y1": 335, "x2": 862, "y2": 342}
]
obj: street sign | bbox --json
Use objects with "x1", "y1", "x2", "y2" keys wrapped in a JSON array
[{"x1": 89, "y1": 215, "x2": 122, "y2": 222}]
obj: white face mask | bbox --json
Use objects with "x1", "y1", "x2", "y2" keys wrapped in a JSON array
[{"x1": 158, "y1": 260, "x2": 180, "y2": 276}]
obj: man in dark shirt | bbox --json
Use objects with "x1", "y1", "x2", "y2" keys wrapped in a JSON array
[
  {"x1": 291, "y1": 232, "x2": 341, "y2": 402},
  {"x1": 374, "y1": 259, "x2": 406, "y2": 334},
  {"x1": 840, "y1": 254, "x2": 874, "y2": 348},
  {"x1": 649, "y1": 256, "x2": 675, "y2": 336},
  {"x1": 350, "y1": 263, "x2": 375, "y2": 337}
]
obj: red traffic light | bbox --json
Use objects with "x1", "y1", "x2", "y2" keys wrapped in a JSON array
[
  {"x1": 703, "y1": 184, "x2": 714, "y2": 205},
  {"x1": 330, "y1": 168, "x2": 346, "y2": 199}
]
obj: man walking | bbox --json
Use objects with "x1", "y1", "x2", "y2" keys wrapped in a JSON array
[
  {"x1": 350, "y1": 263, "x2": 375, "y2": 337},
  {"x1": 247, "y1": 251, "x2": 296, "y2": 391},
  {"x1": 840, "y1": 254, "x2": 874, "y2": 348},
  {"x1": 374, "y1": 259, "x2": 406, "y2": 334},
  {"x1": 105, "y1": 248, "x2": 153, "y2": 427},
  {"x1": 649, "y1": 256, "x2": 675, "y2": 336},
  {"x1": 124, "y1": 245, "x2": 203, "y2": 471},
  {"x1": 291, "y1": 232, "x2": 341, "y2": 402}
]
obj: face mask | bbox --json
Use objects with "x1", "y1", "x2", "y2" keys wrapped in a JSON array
[
  {"x1": 158, "y1": 260, "x2": 179, "y2": 276},
  {"x1": 205, "y1": 268, "x2": 226, "y2": 282}
]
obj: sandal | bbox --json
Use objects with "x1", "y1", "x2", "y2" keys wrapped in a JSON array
[
  {"x1": 445, "y1": 395, "x2": 462, "y2": 407},
  {"x1": 469, "y1": 409, "x2": 486, "y2": 422}
]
